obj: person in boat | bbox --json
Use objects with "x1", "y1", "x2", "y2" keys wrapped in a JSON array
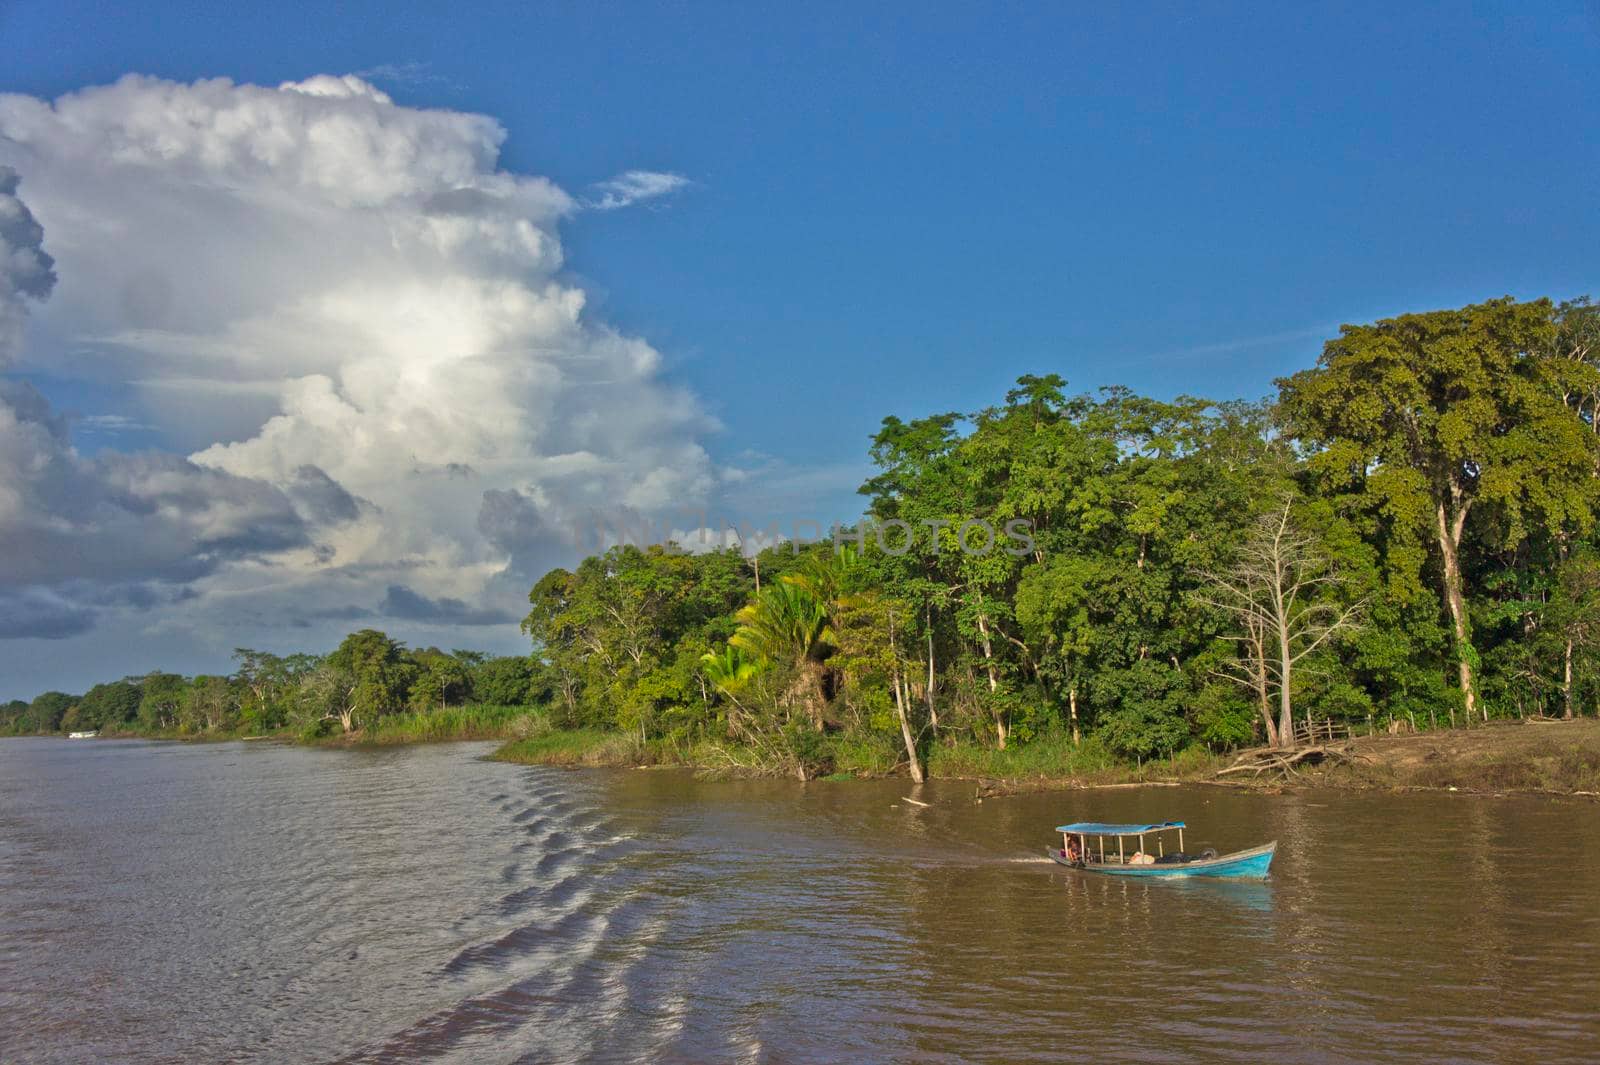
[{"x1": 1062, "y1": 836, "x2": 1085, "y2": 865}]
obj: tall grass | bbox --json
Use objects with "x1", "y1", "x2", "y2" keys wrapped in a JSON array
[
  {"x1": 350, "y1": 704, "x2": 543, "y2": 745},
  {"x1": 924, "y1": 731, "x2": 1226, "y2": 781},
  {"x1": 491, "y1": 729, "x2": 644, "y2": 767}
]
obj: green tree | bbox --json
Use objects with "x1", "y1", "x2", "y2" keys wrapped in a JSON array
[
  {"x1": 179, "y1": 675, "x2": 237, "y2": 732},
  {"x1": 730, "y1": 580, "x2": 835, "y2": 730},
  {"x1": 473, "y1": 655, "x2": 542, "y2": 706},
  {"x1": 327, "y1": 630, "x2": 414, "y2": 730},
  {"x1": 407, "y1": 648, "x2": 471, "y2": 712},
  {"x1": 76, "y1": 680, "x2": 143, "y2": 730},
  {"x1": 1546, "y1": 549, "x2": 1600, "y2": 719},
  {"x1": 26, "y1": 691, "x2": 75, "y2": 733},
  {"x1": 137, "y1": 673, "x2": 188, "y2": 731},
  {"x1": 1279, "y1": 298, "x2": 1599, "y2": 721}
]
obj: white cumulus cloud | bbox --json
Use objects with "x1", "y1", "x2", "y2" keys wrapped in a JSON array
[{"x1": 0, "y1": 74, "x2": 714, "y2": 662}]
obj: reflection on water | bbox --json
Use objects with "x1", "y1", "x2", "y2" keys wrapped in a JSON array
[{"x1": 1, "y1": 738, "x2": 1597, "y2": 1063}]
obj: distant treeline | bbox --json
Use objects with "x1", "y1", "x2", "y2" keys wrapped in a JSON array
[
  {"x1": 0, "y1": 637, "x2": 546, "y2": 739},
  {"x1": 9, "y1": 297, "x2": 1600, "y2": 782}
]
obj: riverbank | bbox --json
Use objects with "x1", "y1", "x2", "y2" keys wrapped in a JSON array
[
  {"x1": 486, "y1": 727, "x2": 1224, "y2": 782},
  {"x1": 1280, "y1": 718, "x2": 1600, "y2": 796},
  {"x1": 68, "y1": 704, "x2": 538, "y2": 748},
  {"x1": 28, "y1": 710, "x2": 1600, "y2": 798},
  {"x1": 487, "y1": 718, "x2": 1600, "y2": 798}
]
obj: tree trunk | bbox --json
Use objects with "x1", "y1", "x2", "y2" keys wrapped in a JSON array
[
  {"x1": 925, "y1": 609, "x2": 938, "y2": 734},
  {"x1": 975, "y1": 605, "x2": 1005, "y2": 749},
  {"x1": 1068, "y1": 684, "x2": 1080, "y2": 746},
  {"x1": 888, "y1": 610, "x2": 924, "y2": 782},
  {"x1": 797, "y1": 660, "x2": 826, "y2": 732},
  {"x1": 1564, "y1": 637, "x2": 1575, "y2": 720},
  {"x1": 1276, "y1": 612, "x2": 1295, "y2": 749},
  {"x1": 1255, "y1": 650, "x2": 1279, "y2": 748},
  {"x1": 1435, "y1": 499, "x2": 1480, "y2": 722},
  {"x1": 893, "y1": 667, "x2": 924, "y2": 783}
]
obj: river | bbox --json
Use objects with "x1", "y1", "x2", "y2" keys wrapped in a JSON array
[{"x1": 1, "y1": 737, "x2": 1596, "y2": 1063}]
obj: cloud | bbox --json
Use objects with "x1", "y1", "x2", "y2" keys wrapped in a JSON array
[
  {"x1": 0, "y1": 75, "x2": 715, "y2": 657},
  {"x1": 584, "y1": 169, "x2": 692, "y2": 211},
  {"x1": 353, "y1": 62, "x2": 460, "y2": 91},
  {"x1": 381, "y1": 584, "x2": 516, "y2": 626},
  {"x1": 76, "y1": 413, "x2": 156, "y2": 434},
  {"x1": 0, "y1": 166, "x2": 57, "y2": 365},
  {"x1": 284, "y1": 464, "x2": 366, "y2": 525},
  {"x1": 0, "y1": 588, "x2": 95, "y2": 640},
  {"x1": 0, "y1": 379, "x2": 318, "y2": 589}
]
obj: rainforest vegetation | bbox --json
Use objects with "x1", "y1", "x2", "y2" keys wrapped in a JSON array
[{"x1": 8, "y1": 297, "x2": 1600, "y2": 782}]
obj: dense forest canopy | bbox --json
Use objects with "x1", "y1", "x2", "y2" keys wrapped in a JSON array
[{"x1": 9, "y1": 297, "x2": 1600, "y2": 780}]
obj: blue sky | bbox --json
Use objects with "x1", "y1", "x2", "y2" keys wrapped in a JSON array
[
  {"x1": 0, "y1": 1, "x2": 1597, "y2": 695},
  {"x1": 11, "y1": 2, "x2": 1599, "y2": 472}
]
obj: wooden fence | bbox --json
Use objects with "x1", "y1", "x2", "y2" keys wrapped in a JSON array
[{"x1": 1293, "y1": 718, "x2": 1353, "y2": 745}]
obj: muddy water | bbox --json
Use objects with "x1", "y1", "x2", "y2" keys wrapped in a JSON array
[{"x1": 1, "y1": 738, "x2": 1597, "y2": 1063}]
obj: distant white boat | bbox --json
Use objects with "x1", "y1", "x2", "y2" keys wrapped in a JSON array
[{"x1": 67, "y1": 731, "x2": 98, "y2": 739}]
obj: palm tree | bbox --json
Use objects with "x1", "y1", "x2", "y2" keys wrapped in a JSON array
[
  {"x1": 730, "y1": 578, "x2": 835, "y2": 729},
  {"x1": 699, "y1": 645, "x2": 761, "y2": 737},
  {"x1": 779, "y1": 545, "x2": 865, "y2": 630}
]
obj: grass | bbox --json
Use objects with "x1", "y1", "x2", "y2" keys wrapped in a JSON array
[
  {"x1": 927, "y1": 732, "x2": 1220, "y2": 780},
  {"x1": 490, "y1": 728, "x2": 645, "y2": 767},
  {"x1": 826, "y1": 733, "x2": 904, "y2": 777},
  {"x1": 489, "y1": 726, "x2": 1239, "y2": 785},
  {"x1": 931, "y1": 732, "x2": 1116, "y2": 780},
  {"x1": 341, "y1": 704, "x2": 538, "y2": 746}
]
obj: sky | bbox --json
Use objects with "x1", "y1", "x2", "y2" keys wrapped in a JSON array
[{"x1": 0, "y1": 1, "x2": 1597, "y2": 698}]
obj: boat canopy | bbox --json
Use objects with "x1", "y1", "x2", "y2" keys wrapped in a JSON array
[{"x1": 1055, "y1": 820, "x2": 1185, "y2": 836}]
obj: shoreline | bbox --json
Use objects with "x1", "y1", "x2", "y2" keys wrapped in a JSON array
[
  {"x1": 489, "y1": 717, "x2": 1600, "y2": 800},
  {"x1": 15, "y1": 715, "x2": 1600, "y2": 800}
]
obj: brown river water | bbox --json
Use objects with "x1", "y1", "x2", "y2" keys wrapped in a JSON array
[{"x1": 1, "y1": 738, "x2": 1597, "y2": 1064}]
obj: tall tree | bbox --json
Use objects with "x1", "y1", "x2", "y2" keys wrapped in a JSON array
[
  {"x1": 327, "y1": 629, "x2": 414, "y2": 730},
  {"x1": 1279, "y1": 298, "x2": 1598, "y2": 720}
]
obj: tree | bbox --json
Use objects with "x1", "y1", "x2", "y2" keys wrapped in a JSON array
[
  {"x1": 76, "y1": 680, "x2": 142, "y2": 730},
  {"x1": 232, "y1": 649, "x2": 306, "y2": 731},
  {"x1": 180, "y1": 675, "x2": 237, "y2": 732},
  {"x1": 833, "y1": 588, "x2": 926, "y2": 782},
  {"x1": 326, "y1": 629, "x2": 414, "y2": 730},
  {"x1": 1546, "y1": 549, "x2": 1600, "y2": 719},
  {"x1": 137, "y1": 673, "x2": 187, "y2": 731},
  {"x1": 408, "y1": 649, "x2": 470, "y2": 712},
  {"x1": 295, "y1": 663, "x2": 357, "y2": 735},
  {"x1": 25, "y1": 691, "x2": 75, "y2": 733},
  {"x1": 1279, "y1": 298, "x2": 1598, "y2": 721},
  {"x1": 473, "y1": 656, "x2": 541, "y2": 706},
  {"x1": 699, "y1": 644, "x2": 762, "y2": 737},
  {"x1": 1199, "y1": 500, "x2": 1365, "y2": 747},
  {"x1": 730, "y1": 579, "x2": 834, "y2": 730}
]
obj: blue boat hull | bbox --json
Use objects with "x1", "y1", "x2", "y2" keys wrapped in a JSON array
[{"x1": 1048, "y1": 841, "x2": 1276, "y2": 880}]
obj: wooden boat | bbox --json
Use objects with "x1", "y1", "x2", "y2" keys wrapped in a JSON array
[{"x1": 1047, "y1": 820, "x2": 1275, "y2": 880}]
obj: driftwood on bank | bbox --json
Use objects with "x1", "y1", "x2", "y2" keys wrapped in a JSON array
[{"x1": 1215, "y1": 742, "x2": 1358, "y2": 779}]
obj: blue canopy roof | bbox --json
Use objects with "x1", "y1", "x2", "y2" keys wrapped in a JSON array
[{"x1": 1055, "y1": 820, "x2": 1185, "y2": 835}]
